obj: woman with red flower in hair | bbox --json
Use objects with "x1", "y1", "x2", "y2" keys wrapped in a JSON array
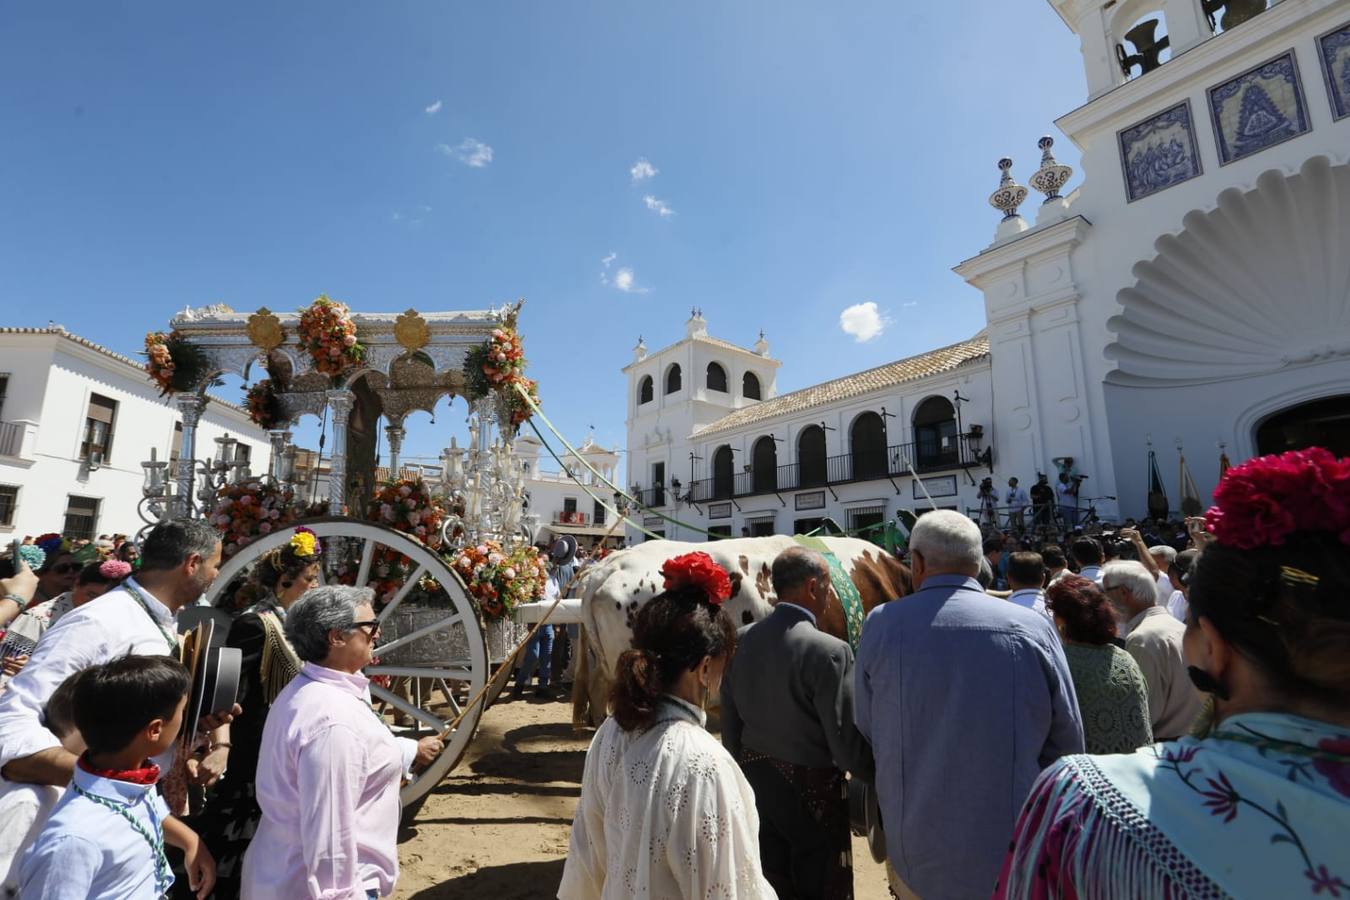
[
  {"x1": 560, "y1": 552, "x2": 774, "y2": 899},
  {"x1": 997, "y1": 449, "x2": 1350, "y2": 899}
]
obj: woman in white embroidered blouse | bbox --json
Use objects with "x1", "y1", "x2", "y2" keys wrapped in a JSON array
[{"x1": 559, "y1": 552, "x2": 775, "y2": 900}]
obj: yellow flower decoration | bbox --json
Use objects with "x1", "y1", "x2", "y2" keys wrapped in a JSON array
[{"x1": 289, "y1": 530, "x2": 318, "y2": 558}]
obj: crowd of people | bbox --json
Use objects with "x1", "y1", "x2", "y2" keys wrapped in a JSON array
[
  {"x1": 0, "y1": 446, "x2": 1346, "y2": 898},
  {"x1": 561, "y1": 447, "x2": 1350, "y2": 899}
]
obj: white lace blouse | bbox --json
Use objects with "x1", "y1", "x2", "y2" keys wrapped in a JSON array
[{"x1": 559, "y1": 695, "x2": 775, "y2": 900}]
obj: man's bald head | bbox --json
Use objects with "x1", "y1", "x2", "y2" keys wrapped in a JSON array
[{"x1": 771, "y1": 546, "x2": 830, "y2": 608}]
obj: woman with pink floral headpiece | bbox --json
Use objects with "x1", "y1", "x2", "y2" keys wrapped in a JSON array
[
  {"x1": 0, "y1": 559, "x2": 131, "y2": 689},
  {"x1": 995, "y1": 448, "x2": 1350, "y2": 899}
]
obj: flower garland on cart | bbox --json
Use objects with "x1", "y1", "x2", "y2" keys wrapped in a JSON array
[
  {"x1": 297, "y1": 294, "x2": 366, "y2": 378},
  {"x1": 462, "y1": 309, "x2": 539, "y2": 433},
  {"x1": 208, "y1": 481, "x2": 314, "y2": 559},
  {"x1": 143, "y1": 330, "x2": 214, "y2": 397},
  {"x1": 451, "y1": 541, "x2": 549, "y2": 621},
  {"x1": 244, "y1": 378, "x2": 284, "y2": 430}
]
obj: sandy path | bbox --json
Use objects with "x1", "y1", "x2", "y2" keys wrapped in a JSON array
[{"x1": 391, "y1": 694, "x2": 893, "y2": 900}]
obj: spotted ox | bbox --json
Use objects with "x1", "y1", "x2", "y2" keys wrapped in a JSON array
[{"x1": 571, "y1": 536, "x2": 912, "y2": 727}]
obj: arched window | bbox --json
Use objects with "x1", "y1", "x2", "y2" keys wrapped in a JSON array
[
  {"x1": 665, "y1": 364, "x2": 682, "y2": 395},
  {"x1": 797, "y1": 425, "x2": 827, "y2": 488},
  {"x1": 712, "y1": 445, "x2": 735, "y2": 499},
  {"x1": 638, "y1": 375, "x2": 653, "y2": 405},
  {"x1": 751, "y1": 435, "x2": 778, "y2": 494},
  {"x1": 913, "y1": 396, "x2": 958, "y2": 471},
  {"x1": 743, "y1": 371, "x2": 762, "y2": 400},
  {"x1": 706, "y1": 362, "x2": 728, "y2": 393},
  {"x1": 850, "y1": 412, "x2": 888, "y2": 481}
]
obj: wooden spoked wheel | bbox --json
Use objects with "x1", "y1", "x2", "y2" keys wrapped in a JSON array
[{"x1": 207, "y1": 517, "x2": 489, "y2": 809}]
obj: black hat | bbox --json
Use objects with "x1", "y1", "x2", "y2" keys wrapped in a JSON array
[{"x1": 550, "y1": 535, "x2": 578, "y2": 564}]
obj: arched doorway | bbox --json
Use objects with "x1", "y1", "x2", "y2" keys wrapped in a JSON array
[
  {"x1": 712, "y1": 445, "x2": 735, "y2": 499},
  {"x1": 751, "y1": 435, "x2": 778, "y2": 494},
  {"x1": 665, "y1": 364, "x2": 682, "y2": 394},
  {"x1": 638, "y1": 376, "x2": 653, "y2": 404},
  {"x1": 850, "y1": 412, "x2": 888, "y2": 480},
  {"x1": 797, "y1": 425, "x2": 827, "y2": 487},
  {"x1": 1256, "y1": 395, "x2": 1350, "y2": 458},
  {"x1": 913, "y1": 396, "x2": 958, "y2": 471}
]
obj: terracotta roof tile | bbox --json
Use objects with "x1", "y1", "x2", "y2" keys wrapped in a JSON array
[{"x1": 693, "y1": 335, "x2": 990, "y2": 437}]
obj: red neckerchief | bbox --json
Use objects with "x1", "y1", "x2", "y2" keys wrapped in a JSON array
[{"x1": 78, "y1": 755, "x2": 161, "y2": 786}]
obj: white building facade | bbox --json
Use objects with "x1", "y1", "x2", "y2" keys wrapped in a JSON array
[
  {"x1": 0, "y1": 327, "x2": 272, "y2": 539},
  {"x1": 513, "y1": 435, "x2": 624, "y2": 548},
  {"x1": 624, "y1": 312, "x2": 996, "y2": 543},
  {"x1": 626, "y1": 0, "x2": 1350, "y2": 541},
  {"x1": 957, "y1": 0, "x2": 1350, "y2": 521}
]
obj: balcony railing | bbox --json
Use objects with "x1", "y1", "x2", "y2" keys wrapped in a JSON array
[
  {"x1": 631, "y1": 436, "x2": 983, "y2": 508},
  {"x1": 0, "y1": 421, "x2": 24, "y2": 457},
  {"x1": 554, "y1": 511, "x2": 591, "y2": 526}
]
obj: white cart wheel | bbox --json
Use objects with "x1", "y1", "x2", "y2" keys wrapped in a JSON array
[{"x1": 208, "y1": 516, "x2": 488, "y2": 809}]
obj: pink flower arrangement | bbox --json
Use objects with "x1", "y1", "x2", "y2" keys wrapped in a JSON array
[
  {"x1": 1205, "y1": 448, "x2": 1350, "y2": 549},
  {"x1": 209, "y1": 480, "x2": 308, "y2": 558},
  {"x1": 452, "y1": 540, "x2": 548, "y2": 620},
  {"x1": 99, "y1": 559, "x2": 133, "y2": 580},
  {"x1": 297, "y1": 295, "x2": 366, "y2": 378}
]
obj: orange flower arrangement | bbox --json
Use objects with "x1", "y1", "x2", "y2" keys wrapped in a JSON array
[
  {"x1": 297, "y1": 295, "x2": 365, "y2": 378},
  {"x1": 142, "y1": 330, "x2": 211, "y2": 397},
  {"x1": 208, "y1": 480, "x2": 307, "y2": 558},
  {"x1": 244, "y1": 378, "x2": 283, "y2": 429},
  {"x1": 451, "y1": 540, "x2": 548, "y2": 620}
]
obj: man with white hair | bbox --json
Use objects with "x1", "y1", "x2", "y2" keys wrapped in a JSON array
[
  {"x1": 855, "y1": 510, "x2": 1083, "y2": 900},
  {"x1": 1101, "y1": 560, "x2": 1203, "y2": 740}
]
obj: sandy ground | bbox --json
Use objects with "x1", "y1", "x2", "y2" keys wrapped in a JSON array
[{"x1": 391, "y1": 692, "x2": 893, "y2": 900}]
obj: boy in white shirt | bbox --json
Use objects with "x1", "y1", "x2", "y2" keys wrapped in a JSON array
[
  {"x1": 0, "y1": 670, "x2": 85, "y2": 894},
  {"x1": 19, "y1": 655, "x2": 215, "y2": 900}
]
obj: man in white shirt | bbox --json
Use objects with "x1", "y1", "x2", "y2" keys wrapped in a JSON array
[
  {"x1": 1042, "y1": 544, "x2": 1070, "y2": 586},
  {"x1": 1005, "y1": 478, "x2": 1031, "y2": 534},
  {"x1": 1149, "y1": 544, "x2": 1177, "y2": 601},
  {"x1": 1005, "y1": 551, "x2": 1049, "y2": 617},
  {"x1": 1102, "y1": 560, "x2": 1203, "y2": 740},
  {"x1": 1055, "y1": 473, "x2": 1080, "y2": 528},
  {"x1": 0, "y1": 519, "x2": 236, "y2": 788},
  {"x1": 1070, "y1": 536, "x2": 1104, "y2": 584}
]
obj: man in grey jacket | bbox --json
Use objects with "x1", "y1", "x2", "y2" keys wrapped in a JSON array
[{"x1": 721, "y1": 546, "x2": 874, "y2": 900}]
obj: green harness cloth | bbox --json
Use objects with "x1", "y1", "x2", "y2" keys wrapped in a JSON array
[{"x1": 793, "y1": 535, "x2": 865, "y2": 651}]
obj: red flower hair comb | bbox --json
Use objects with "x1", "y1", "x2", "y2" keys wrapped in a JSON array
[
  {"x1": 1205, "y1": 447, "x2": 1350, "y2": 550},
  {"x1": 660, "y1": 552, "x2": 733, "y2": 606}
]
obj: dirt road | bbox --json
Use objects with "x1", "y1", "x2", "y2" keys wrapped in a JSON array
[{"x1": 391, "y1": 694, "x2": 892, "y2": 899}]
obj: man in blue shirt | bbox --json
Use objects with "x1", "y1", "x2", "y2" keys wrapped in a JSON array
[{"x1": 855, "y1": 510, "x2": 1083, "y2": 899}]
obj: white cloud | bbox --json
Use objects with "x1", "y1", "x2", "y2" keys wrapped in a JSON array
[
  {"x1": 630, "y1": 158, "x2": 658, "y2": 182},
  {"x1": 614, "y1": 268, "x2": 646, "y2": 293},
  {"x1": 599, "y1": 253, "x2": 647, "y2": 293},
  {"x1": 643, "y1": 195, "x2": 675, "y2": 218},
  {"x1": 438, "y1": 138, "x2": 493, "y2": 168},
  {"x1": 424, "y1": 99, "x2": 443, "y2": 115},
  {"x1": 839, "y1": 301, "x2": 890, "y2": 342}
]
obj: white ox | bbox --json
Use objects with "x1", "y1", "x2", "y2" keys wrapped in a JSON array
[{"x1": 570, "y1": 535, "x2": 911, "y2": 726}]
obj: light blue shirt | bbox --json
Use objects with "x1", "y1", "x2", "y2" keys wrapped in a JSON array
[
  {"x1": 854, "y1": 574, "x2": 1084, "y2": 900},
  {"x1": 20, "y1": 763, "x2": 173, "y2": 900}
]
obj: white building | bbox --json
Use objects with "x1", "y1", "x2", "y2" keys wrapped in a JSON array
[
  {"x1": 514, "y1": 434, "x2": 623, "y2": 548},
  {"x1": 624, "y1": 311, "x2": 995, "y2": 543},
  {"x1": 627, "y1": 0, "x2": 1350, "y2": 541},
  {"x1": 0, "y1": 326, "x2": 272, "y2": 539}
]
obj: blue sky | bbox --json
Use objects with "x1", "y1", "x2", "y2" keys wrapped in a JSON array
[{"x1": 0, "y1": 1, "x2": 1085, "y2": 473}]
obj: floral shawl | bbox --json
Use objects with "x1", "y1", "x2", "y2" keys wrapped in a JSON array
[{"x1": 995, "y1": 712, "x2": 1350, "y2": 899}]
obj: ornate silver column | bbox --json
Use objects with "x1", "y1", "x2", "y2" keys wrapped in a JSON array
[
  {"x1": 385, "y1": 422, "x2": 406, "y2": 478},
  {"x1": 267, "y1": 429, "x2": 291, "y2": 483},
  {"x1": 325, "y1": 389, "x2": 355, "y2": 515},
  {"x1": 172, "y1": 393, "x2": 205, "y2": 517}
]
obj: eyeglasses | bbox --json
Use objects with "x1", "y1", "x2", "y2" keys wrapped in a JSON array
[
  {"x1": 350, "y1": 619, "x2": 381, "y2": 638},
  {"x1": 51, "y1": 563, "x2": 81, "y2": 575}
]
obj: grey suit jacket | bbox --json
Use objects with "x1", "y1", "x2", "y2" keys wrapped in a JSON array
[{"x1": 720, "y1": 603, "x2": 874, "y2": 781}]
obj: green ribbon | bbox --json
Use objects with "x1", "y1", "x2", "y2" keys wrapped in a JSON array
[{"x1": 793, "y1": 535, "x2": 865, "y2": 651}]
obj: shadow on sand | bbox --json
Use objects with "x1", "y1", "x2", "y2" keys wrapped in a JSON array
[{"x1": 402, "y1": 858, "x2": 566, "y2": 900}]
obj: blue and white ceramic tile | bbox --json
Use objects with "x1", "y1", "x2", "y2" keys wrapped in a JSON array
[
  {"x1": 1117, "y1": 101, "x2": 1203, "y2": 202},
  {"x1": 1208, "y1": 51, "x2": 1310, "y2": 165},
  {"x1": 1317, "y1": 21, "x2": 1350, "y2": 121}
]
